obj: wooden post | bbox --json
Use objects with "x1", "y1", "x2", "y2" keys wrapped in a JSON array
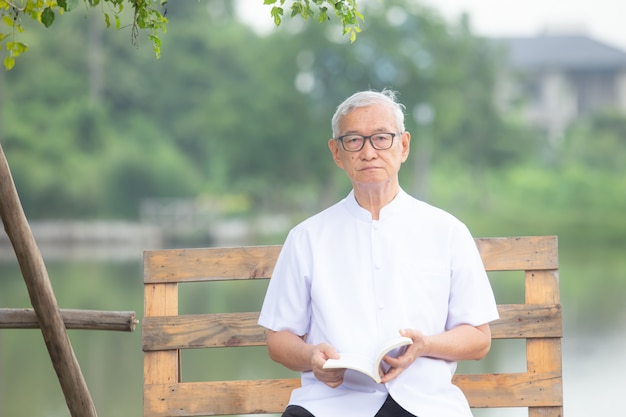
[{"x1": 0, "y1": 145, "x2": 98, "y2": 417}]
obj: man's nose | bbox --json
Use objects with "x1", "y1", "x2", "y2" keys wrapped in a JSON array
[{"x1": 360, "y1": 138, "x2": 378, "y2": 157}]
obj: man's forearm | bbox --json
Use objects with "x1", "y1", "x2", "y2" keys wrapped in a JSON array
[
  {"x1": 424, "y1": 323, "x2": 492, "y2": 361},
  {"x1": 266, "y1": 330, "x2": 315, "y2": 372}
]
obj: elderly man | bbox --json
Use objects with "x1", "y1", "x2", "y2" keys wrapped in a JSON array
[{"x1": 258, "y1": 89, "x2": 499, "y2": 417}]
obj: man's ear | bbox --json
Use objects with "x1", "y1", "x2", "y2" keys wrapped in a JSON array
[
  {"x1": 328, "y1": 139, "x2": 344, "y2": 168},
  {"x1": 400, "y1": 131, "x2": 411, "y2": 163}
]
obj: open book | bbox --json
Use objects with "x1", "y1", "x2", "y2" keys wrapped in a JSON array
[{"x1": 322, "y1": 336, "x2": 413, "y2": 383}]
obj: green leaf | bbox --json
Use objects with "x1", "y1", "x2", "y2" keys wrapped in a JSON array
[
  {"x1": 41, "y1": 7, "x2": 55, "y2": 28},
  {"x1": 270, "y1": 6, "x2": 283, "y2": 26},
  {"x1": 13, "y1": 41, "x2": 27, "y2": 55},
  {"x1": 2, "y1": 15, "x2": 14, "y2": 27},
  {"x1": 58, "y1": 0, "x2": 68, "y2": 11},
  {"x1": 148, "y1": 34, "x2": 161, "y2": 48},
  {"x1": 104, "y1": 12, "x2": 111, "y2": 28},
  {"x1": 4, "y1": 55, "x2": 14, "y2": 70},
  {"x1": 318, "y1": 7, "x2": 328, "y2": 23},
  {"x1": 290, "y1": 2, "x2": 302, "y2": 18}
]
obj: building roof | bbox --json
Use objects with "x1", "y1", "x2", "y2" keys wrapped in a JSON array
[{"x1": 494, "y1": 34, "x2": 626, "y2": 71}]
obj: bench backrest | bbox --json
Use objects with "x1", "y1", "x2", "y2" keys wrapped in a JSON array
[{"x1": 142, "y1": 236, "x2": 562, "y2": 417}]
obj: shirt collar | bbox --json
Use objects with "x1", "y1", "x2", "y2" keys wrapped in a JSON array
[{"x1": 345, "y1": 188, "x2": 409, "y2": 222}]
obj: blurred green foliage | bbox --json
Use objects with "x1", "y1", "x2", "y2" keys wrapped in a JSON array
[
  {"x1": 0, "y1": 0, "x2": 168, "y2": 69},
  {"x1": 1, "y1": 0, "x2": 551, "y2": 217},
  {"x1": 0, "y1": 0, "x2": 364, "y2": 69}
]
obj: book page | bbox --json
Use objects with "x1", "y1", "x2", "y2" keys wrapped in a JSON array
[
  {"x1": 323, "y1": 352, "x2": 378, "y2": 380},
  {"x1": 323, "y1": 336, "x2": 412, "y2": 383}
]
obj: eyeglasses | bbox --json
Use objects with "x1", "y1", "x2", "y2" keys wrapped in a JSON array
[{"x1": 336, "y1": 132, "x2": 398, "y2": 152}]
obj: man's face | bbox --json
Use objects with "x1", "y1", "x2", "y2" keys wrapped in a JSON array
[{"x1": 328, "y1": 103, "x2": 410, "y2": 187}]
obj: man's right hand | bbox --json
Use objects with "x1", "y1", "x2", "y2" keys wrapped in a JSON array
[{"x1": 312, "y1": 343, "x2": 344, "y2": 388}]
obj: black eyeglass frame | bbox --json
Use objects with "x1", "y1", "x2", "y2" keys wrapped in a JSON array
[{"x1": 335, "y1": 132, "x2": 399, "y2": 152}]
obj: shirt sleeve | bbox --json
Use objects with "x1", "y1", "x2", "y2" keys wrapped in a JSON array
[
  {"x1": 257, "y1": 228, "x2": 312, "y2": 336},
  {"x1": 446, "y1": 222, "x2": 500, "y2": 330}
]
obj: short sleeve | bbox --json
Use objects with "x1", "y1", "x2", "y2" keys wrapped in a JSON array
[
  {"x1": 446, "y1": 223, "x2": 499, "y2": 330},
  {"x1": 258, "y1": 228, "x2": 312, "y2": 336}
]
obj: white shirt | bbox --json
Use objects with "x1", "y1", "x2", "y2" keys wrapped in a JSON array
[{"x1": 258, "y1": 189, "x2": 499, "y2": 417}]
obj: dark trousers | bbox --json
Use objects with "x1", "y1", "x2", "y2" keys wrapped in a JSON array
[{"x1": 282, "y1": 395, "x2": 417, "y2": 417}]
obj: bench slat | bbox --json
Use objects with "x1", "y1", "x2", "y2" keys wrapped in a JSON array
[
  {"x1": 490, "y1": 303, "x2": 562, "y2": 339},
  {"x1": 143, "y1": 283, "x2": 180, "y2": 387},
  {"x1": 144, "y1": 379, "x2": 299, "y2": 417},
  {"x1": 144, "y1": 370, "x2": 562, "y2": 417},
  {"x1": 455, "y1": 372, "x2": 563, "y2": 407},
  {"x1": 144, "y1": 236, "x2": 558, "y2": 284},
  {"x1": 142, "y1": 304, "x2": 561, "y2": 351},
  {"x1": 144, "y1": 246, "x2": 282, "y2": 283},
  {"x1": 143, "y1": 312, "x2": 265, "y2": 351},
  {"x1": 475, "y1": 236, "x2": 558, "y2": 271}
]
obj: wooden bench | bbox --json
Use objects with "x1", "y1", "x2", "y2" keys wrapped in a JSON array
[{"x1": 142, "y1": 236, "x2": 562, "y2": 417}]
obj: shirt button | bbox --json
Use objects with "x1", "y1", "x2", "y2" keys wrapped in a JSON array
[{"x1": 378, "y1": 303, "x2": 385, "y2": 309}]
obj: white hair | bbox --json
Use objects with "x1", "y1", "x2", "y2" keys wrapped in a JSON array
[{"x1": 331, "y1": 89, "x2": 406, "y2": 138}]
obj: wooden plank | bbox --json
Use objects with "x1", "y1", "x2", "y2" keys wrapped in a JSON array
[
  {"x1": 144, "y1": 246, "x2": 282, "y2": 283},
  {"x1": 143, "y1": 237, "x2": 557, "y2": 283},
  {"x1": 526, "y1": 271, "x2": 562, "y2": 374},
  {"x1": 526, "y1": 270, "x2": 560, "y2": 305},
  {"x1": 476, "y1": 236, "x2": 558, "y2": 271},
  {"x1": 529, "y1": 406, "x2": 564, "y2": 417},
  {"x1": 142, "y1": 312, "x2": 266, "y2": 351},
  {"x1": 454, "y1": 372, "x2": 563, "y2": 408},
  {"x1": 527, "y1": 338, "x2": 563, "y2": 379},
  {"x1": 144, "y1": 379, "x2": 301, "y2": 417},
  {"x1": 143, "y1": 370, "x2": 561, "y2": 417},
  {"x1": 143, "y1": 283, "x2": 179, "y2": 390},
  {"x1": 142, "y1": 304, "x2": 561, "y2": 351},
  {"x1": 0, "y1": 308, "x2": 137, "y2": 331},
  {"x1": 526, "y1": 269, "x2": 563, "y2": 417},
  {"x1": 491, "y1": 304, "x2": 562, "y2": 339}
]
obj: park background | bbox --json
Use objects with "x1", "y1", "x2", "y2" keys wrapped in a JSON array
[{"x1": 1, "y1": 0, "x2": 625, "y2": 416}]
